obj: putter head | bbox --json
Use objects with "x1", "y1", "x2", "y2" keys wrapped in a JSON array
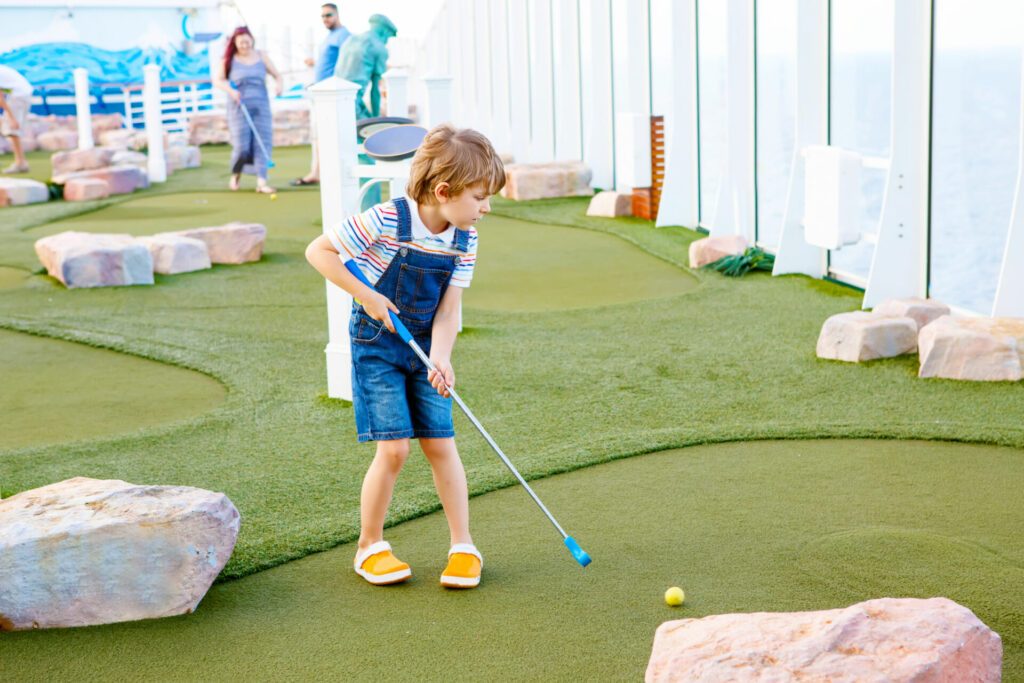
[
  {"x1": 564, "y1": 536, "x2": 592, "y2": 567},
  {"x1": 268, "y1": 161, "x2": 276, "y2": 168}
]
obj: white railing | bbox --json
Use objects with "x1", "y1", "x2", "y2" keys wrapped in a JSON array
[{"x1": 120, "y1": 80, "x2": 223, "y2": 133}]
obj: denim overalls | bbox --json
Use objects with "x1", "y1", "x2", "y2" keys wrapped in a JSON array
[{"x1": 349, "y1": 197, "x2": 470, "y2": 442}]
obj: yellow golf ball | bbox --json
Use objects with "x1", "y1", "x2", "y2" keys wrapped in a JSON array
[
  {"x1": 664, "y1": 587, "x2": 685, "y2": 606},
  {"x1": 270, "y1": 193, "x2": 278, "y2": 200}
]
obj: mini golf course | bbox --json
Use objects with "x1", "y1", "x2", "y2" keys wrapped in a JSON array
[{"x1": 1, "y1": 146, "x2": 1022, "y2": 679}]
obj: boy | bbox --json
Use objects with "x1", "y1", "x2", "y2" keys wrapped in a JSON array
[
  {"x1": 0, "y1": 64, "x2": 33, "y2": 174},
  {"x1": 305, "y1": 124, "x2": 505, "y2": 588}
]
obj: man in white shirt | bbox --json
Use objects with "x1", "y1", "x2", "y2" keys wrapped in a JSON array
[{"x1": 0, "y1": 64, "x2": 33, "y2": 174}]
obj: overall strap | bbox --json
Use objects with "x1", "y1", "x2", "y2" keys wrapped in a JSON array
[
  {"x1": 393, "y1": 197, "x2": 413, "y2": 242},
  {"x1": 453, "y1": 227, "x2": 470, "y2": 253}
]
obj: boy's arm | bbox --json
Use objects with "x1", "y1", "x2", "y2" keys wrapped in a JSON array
[
  {"x1": 427, "y1": 284, "x2": 463, "y2": 397},
  {"x1": 304, "y1": 234, "x2": 399, "y2": 332}
]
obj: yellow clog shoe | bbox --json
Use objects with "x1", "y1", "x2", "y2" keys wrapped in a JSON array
[
  {"x1": 440, "y1": 543, "x2": 482, "y2": 588},
  {"x1": 353, "y1": 541, "x2": 412, "y2": 585}
]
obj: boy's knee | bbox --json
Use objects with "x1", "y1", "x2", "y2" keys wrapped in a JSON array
[{"x1": 375, "y1": 440, "x2": 410, "y2": 470}]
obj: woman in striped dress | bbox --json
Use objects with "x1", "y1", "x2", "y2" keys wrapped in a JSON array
[{"x1": 213, "y1": 27, "x2": 283, "y2": 193}]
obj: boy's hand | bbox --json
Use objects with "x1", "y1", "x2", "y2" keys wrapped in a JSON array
[
  {"x1": 364, "y1": 292, "x2": 399, "y2": 333},
  {"x1": 428, "y1": 358, "x2": 454, "y2": 398}
]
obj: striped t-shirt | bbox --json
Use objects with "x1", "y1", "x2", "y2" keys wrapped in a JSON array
[{"x1": 328, "y1": 197, "x2": 478, "y2": 288}]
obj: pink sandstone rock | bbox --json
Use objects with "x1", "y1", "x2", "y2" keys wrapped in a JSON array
[
  {"x1": 34, "y1": 231, "x2": 154, "y2": 288},
  {"x1": 586, "y1": 190, "x2": 633, "y2": 217},
  {"x1": 918, "y1": 315, "x2": 1024, "y2": 381},
  {"x1": 817, "y1": 310, "x2": 919, "y2": 362},
  {"x1": 63, "y1": 178, "x2": 110, "y2": 202},
  {"x1": 646, "y1": 597, "x2": 1002, "y2": 683},
  {"x1": 688, "y1": 235, "x2": 749, "y2": 268},
  {"x1": 501, "y1": 161, "x2": 593, "y2": 201},
  {"x1": 165, "y1": 145, "x2": 201, "y2": 172},
  {"x1": 169, "y1": 222, "x2": 266, "y2": 264},
  {"x1": 188, "y1": 112, "x2": 230, "y2": 146},
  {"x1": 111, "y1": 150, "x2": 148, "y2": 170},
  {"x1": 53, "y1": 165, "x2": 149, "y2": 196},
  {"x1": 50, "y1": 147, "x2": 116, "y2": 176},
  {"x1": 0, "y1": 178, "x2": 49, "y2": 207},
  {"x1": 874, "y1": 297, "x2": 951, "y2": 331},
  {"x1": 98, "y1": 128, "x2": 149, "y2": 151},
  {"x1": 138, "y1": 234, "x2": 211, "y2": 274},
  {"x1": 0, "y1": 477, "x2": 240, "y2": 630},
  {"x1": 36, "y1": 129, "x2": 78, "y2": 151}
]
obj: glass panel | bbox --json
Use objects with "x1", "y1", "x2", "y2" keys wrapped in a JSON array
[
  {"x1": 930, "y1": 0, "x2": 1023, "y2": 313},
  {"x1": 697, "y1": 0, "x2": 728, "y2": 226},
  {"x1": 828, "y1": 0, "x2": 894, "y2": 282},
  {"x1": 755, "y1": 0, "x2": 798, "y2": 250}
]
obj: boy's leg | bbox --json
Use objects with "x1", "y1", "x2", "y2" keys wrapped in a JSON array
[
  {"x1": 357, "y1": 438, "x2": 410, "y2": 552},
  {"x1": 419, "y1": 437, "x2": 472, "y2": 546}
]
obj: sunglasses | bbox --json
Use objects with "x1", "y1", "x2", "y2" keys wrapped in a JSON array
[{"x1": 321, "y1": 12, "x2": 335, "y2": 18}]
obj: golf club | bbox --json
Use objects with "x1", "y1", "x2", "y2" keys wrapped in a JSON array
[
  {"x1": 344, "y1": 259, "x2": 592, "y2": 568},
  {"x1": 237, "y1": 101, "x2": 276, "y2": 168}
]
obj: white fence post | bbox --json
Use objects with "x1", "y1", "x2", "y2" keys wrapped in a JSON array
[
  {"x1": 423, "y1": 76, "x2": 454, "y2": 127},
  {"x1": 772, "y1": 0, "x2": 828, "y2": 276},
  {"x1": 528, "y1": 0, "x2": 555, "y2": 162},
  {"x1": 73, "y1": 68, "x2": 94, "y2": 150},
  {"x1": 488, "y1": 0, "x2": 511, "y2": 155},
  {"x1": 309, "y1": 77, "x2": 361, "y2": 400},
  {"x1": 993, "y1": 46, "x2": 1024, "y2": 316},
  {"x1": 384, "y1": 68, "x2": 409, "y2": 118},
  {"x1": 863, "y1": 0, "x2": 932, "y2": 308},
  {"x1": 580, "y1": 0, "x2": 614, "y2": 187},
  {"x1": 656, "y1": 0, "x2": 699, "y2": 228},
  {"x1": 507, "y1": 1, "x2": 531, "y2": 162},
  {"x1": 143, "y1": 64, "x2": 167, "y2": 183},
  {"x1": 611, "y1": 0, "x2": 651, "y2": 193}
]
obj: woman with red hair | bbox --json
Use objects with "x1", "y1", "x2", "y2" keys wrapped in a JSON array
[{"x1": 213, "y1": 27, "x2": 283, "y2": 193}]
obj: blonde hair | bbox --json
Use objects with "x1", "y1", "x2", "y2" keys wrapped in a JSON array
[{"x1": 406, "y1": 124, "x2": 506, "y2": 204}]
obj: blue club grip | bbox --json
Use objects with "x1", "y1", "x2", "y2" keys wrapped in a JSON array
[
  {"x1": 344, "y1": 260, "x2": 413, "y2": 343},
  {"x1": 564, "y1": 536, "x2": 592, "y2": 567}
]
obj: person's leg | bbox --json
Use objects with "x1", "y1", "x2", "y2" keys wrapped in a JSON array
[
  {"x1": 419, "y1": 438, "x2": 472, "y2": 546},
  {"x1": 10, "y1": 134, "x2": 25, "y2": 168},
  {"x1": 356, "y1": 438, "x2": 411, "y2": 552}
]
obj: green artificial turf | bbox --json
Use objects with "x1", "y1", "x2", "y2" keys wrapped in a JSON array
[
  {"x1": 1, "y1": 145, "x2": 1022, "y2": 678},
  {"x1": 0, "y1": 328, "x2": 224, "y2": 451},
  {"x1": 2, "y1": 440, "x2": 1021, "y2": 681}
]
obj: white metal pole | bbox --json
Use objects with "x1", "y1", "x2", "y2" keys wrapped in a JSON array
[
  {"x1": 992, "y1": 45, "x2": 1024, "y2": 317},
  {"x1": 383, "y1": 68, "x2": 409, "y2": 118},
  {"x1": 73, "y1": 68, "x2": 94, "y2": 150},
  {"x1": 309, "y1": 77, "x2": 361, "y2": 400},
  {"x1": 863, "y1": 0, "x2": 932, "y2": 308},
  {"x1": 580, "y1": 0, "x2": 614, "y2": 187},
  {"x1": 143, "y1": 64, "x2": 167, "y2": 183},
  {"x1": 710, "y1": 0, "x2": 755, "y2": 240},
  {"x1": 656, "y1": 0, "x2": 699, "y2": 228},
  {"x1": 772, "y1": 0, "x2": 828, "y2": 275}
]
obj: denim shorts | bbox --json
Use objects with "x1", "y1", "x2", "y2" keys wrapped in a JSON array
[{"x1": 349, "y1": 309, "x2": 454, "y2": 442}]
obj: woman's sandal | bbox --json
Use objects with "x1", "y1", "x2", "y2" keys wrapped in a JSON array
[
  {"x1": 353, "y1": 541, "x2": 412, "y2": 585},
  {"x1": 256, "y1": 185, "x2": 276, "y2": 194},
  {"x1": 289, "y1": 177, "x2": 318, "y2": 186},
  {"x1": 440, "y1": 543, "x2": 482, "y2": 588},
  {"x1": 229, "y1": 174, "x2": 240, "y2": 191}
]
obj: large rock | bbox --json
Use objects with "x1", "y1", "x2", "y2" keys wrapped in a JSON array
[
  {"x1": 646, "y1": 597, "x2": 1002, "y2": 682},
  {"x1": 98, "y1": 128, "x2": 148, "y2": 151},
  {"x1": 500, "y1": 161, "x2": 593, "y2": 201},
  {"x1": 688, "y1": 235, "x2": 748, "y2": 268},
  {"x1": 50, "y1": 147, "x2": 115, "y2": 176},
  {"x1": 165, "y1": 145, "x2": 201, "y2": 172},
  {"x1": 170, "y1": 222, "x2": 266, "y2": 264},
  {"x1": 63, "y1": 178, "x2": 110, "y2": 202},
  {"x1": 111, "y1": 150, "x2": 148, "y2": 170},
  {"x1": 586, "y1": 190, "x2": 633, "y2": 217},
  {"x1": 188, "y1": 112, "x2": 230, "y2": 146},
  {"x1": 0, "y1": 477, "x2": 240, "y2": 630},
  {"x1": 53, "y1": 164, "x2": 149, "y2": 196},
  {"x1": 34, "y1": 231, "x2": 154, "y2": 288},
  {"x1": 36, "y1": 129, "x2": 78, "y2": 151},
  {"x1": 874, "y1": 297, "x2": 951, "y2": 331},
  {"x1": 139, "y1": 234, "x2": 211, "y2": 274},
  {"x1": 0, "y1": 178, "x2": 49, "y2": 207},
  {"x1": 817, "y1": 310, "x2": 918, "y2": 362},
  {"x1": 918, "y1": 315, "x2": 1024, "y2": 381}
]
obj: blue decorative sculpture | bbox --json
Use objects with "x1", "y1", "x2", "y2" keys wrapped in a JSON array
[{"x1": 336, "y1": 14, "x2": 398, "y2": 119}]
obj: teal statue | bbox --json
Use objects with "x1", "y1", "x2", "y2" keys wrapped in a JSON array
[{"x1": 336, "y1": 14, "x2": 398, "y2": 119}]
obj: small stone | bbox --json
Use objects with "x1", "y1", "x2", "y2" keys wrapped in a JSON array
[
  {"x1": 817, "y1": 310, "x2": 918, "y2": 362},
  {"x1": 169, "y1": 222, "x2": 266, "y2": 264},
  {"x1": 34, "y1": 231, "x2": 154, "y2": 288},
  {"x1": 874, "y1": 297, "x2": 951, "y2": 331},
  {"x1": 586, "y1": 190, "x2": 633, "y2": 217},
  {"x1": 0, "y1": 178, "x2": 49, "y2": 207},
  {"x1": 139, "y1": 234, "x2": 211, "y2": 274},
  {"x1": 53, "y1": 165, "x2": 149, "y2": 196},
  {"x1": 500, "y1": 161, "x2": 593, "y2": 201},
  {"x1": 63, "y1": 178, "x2": 110, "y2": 202},
  {"x1": 918, "y1": 315, "x2": 1024, "y2": 381},
  {"x1": 688, "y1": 235, "x2": 748, "y2": 269}
]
